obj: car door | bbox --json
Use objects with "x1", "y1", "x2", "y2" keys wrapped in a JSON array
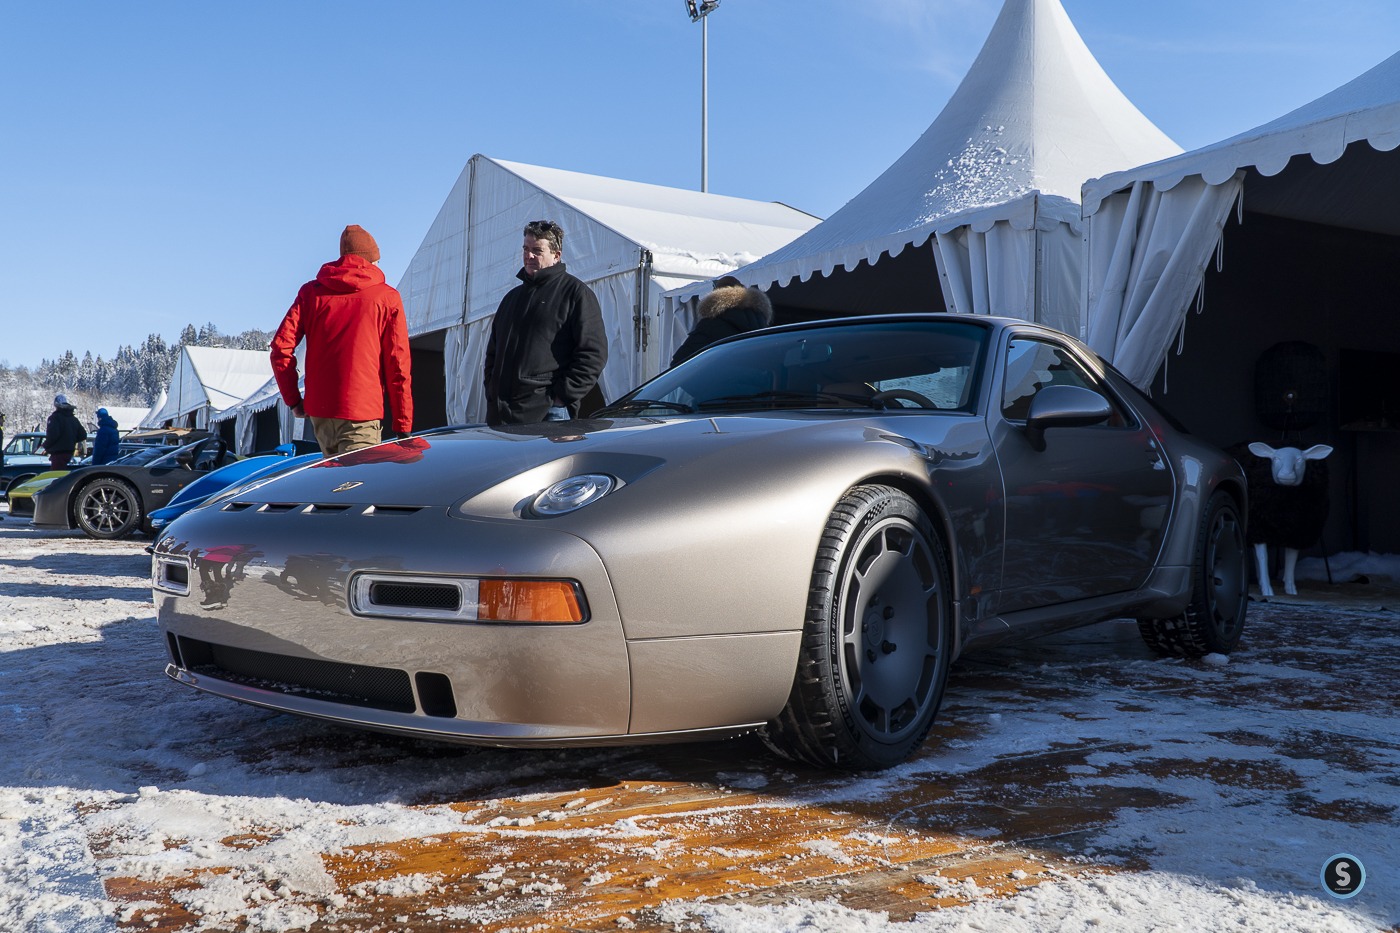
[
  {"x1": 991, "y1": 333, "x2": 1175, "y2": 614},
  {"x1": 143, "y1": 439, "x2": 209, "y2": 507}
]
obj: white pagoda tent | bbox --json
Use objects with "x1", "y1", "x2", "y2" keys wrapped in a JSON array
[
  {"x1": 664, "y1": 0, "x2": 1180, "y2": 341},
  {"x1": 398, "y1": 155, "x2": 819, "y2": 423}
]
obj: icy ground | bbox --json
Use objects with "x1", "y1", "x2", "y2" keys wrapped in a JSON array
[{"x1": 1, "y1": 514, "x2": 1397, "y2": 932}]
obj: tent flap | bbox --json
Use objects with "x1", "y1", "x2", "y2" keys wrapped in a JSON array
[{"x1": 1084, "y1": 174, "x2": 1245, "y2": 386}]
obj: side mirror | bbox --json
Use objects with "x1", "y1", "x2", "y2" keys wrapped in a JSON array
[
  {"x1": 1024, "y1": 384, "x2": 1112, "y2": 451},
  {"x1": 174, "y1": 451, "x2": 196, "y2": 469}
]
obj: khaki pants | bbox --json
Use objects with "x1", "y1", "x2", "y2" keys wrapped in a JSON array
[{"x1": 310, "y1": 417, "x2": 382, "y2": 456}]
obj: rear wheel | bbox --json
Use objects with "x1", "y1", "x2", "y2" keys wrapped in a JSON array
[
  {"x1": 75, "y1": 478, "x2": 143, "y2": 539},
  {"x1": 1138, "y1": 490, "x2": 1248, "y2": 657},
  {"x1": 764, "y1": 485, "x2": 952, "y2": 770}
]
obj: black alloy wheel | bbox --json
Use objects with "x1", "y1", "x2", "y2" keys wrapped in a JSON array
[
  {"x1": 75, "y1": 478, "x2": 144, "y2": 539},
  {"x1": 766, "y1": 484, "x2": 952, "y2": 770},
  {"x1": 1138, "y1": 489, "x2": 1248, "y2": 657}
]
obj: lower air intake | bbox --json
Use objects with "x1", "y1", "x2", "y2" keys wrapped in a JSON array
[{"x1": 177, "y1": 636, "x2": 415, "y2": 713}]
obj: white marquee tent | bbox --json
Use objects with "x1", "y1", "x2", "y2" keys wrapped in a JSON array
[
  {"x1": 94, "y1": 406, "x2": 151, "y2": 434},
  {"x1": 207, "y1": 373, "x2": 307, "y2": 454},
  {"x1": 1082, "y1": 50, "x2": 1400, "y2": 387},
  {"x1": 398, "y1": 155, "x2": 819, "y2": 423},
  {"x1": 146, "y1": 346, "x2": 271, "y2": 430},
  {"x1": 206, "y1": 341, "x2": 308, "y2": 454},
  {"x1": 664, "y1": 0, "x2": 1180, "y2": 338}
]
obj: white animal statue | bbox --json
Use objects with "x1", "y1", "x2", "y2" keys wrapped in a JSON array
[{"x1": 1245, "y1": 442, "x2": 1333, "y2": 597}]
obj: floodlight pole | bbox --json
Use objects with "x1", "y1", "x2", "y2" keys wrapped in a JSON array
[
  {"x1": 701, "y1": 12, "x2": 709, "y2": 192},
  {"x1": 686, "y1": 0, "x2": 719, "y2": 192}
]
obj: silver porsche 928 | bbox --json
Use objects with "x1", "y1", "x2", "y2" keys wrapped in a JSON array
[{"x1": 152, "y1": 315, "x2": 1248, "y2": 771}]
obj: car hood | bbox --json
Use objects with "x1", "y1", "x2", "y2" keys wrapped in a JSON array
[{"x1": 220, "y1": 414, "x2": 945, "y2": 512}]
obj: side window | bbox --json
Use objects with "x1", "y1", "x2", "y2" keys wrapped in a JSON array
[{"x1": 1001, "y1": 338, "x2": 1129, "y2": 426}]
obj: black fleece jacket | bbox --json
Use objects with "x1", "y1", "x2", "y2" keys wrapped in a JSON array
[{"x1": 483, "y1": 262, "x2": 608, "y2": 425}]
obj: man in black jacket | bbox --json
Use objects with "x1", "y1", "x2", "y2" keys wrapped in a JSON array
[
  {"x1": 42, "y1": 394, "x2": 87, "y2": 469},
  {"x1": 482, "y1": 220, "x2": 607, "y2": 425}
]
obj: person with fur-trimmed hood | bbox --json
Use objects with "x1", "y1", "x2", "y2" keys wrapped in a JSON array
[{"x1": 669, "y1": 281, "x2": 773, "y2": 368}]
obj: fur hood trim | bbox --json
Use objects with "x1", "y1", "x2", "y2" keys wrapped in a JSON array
[{"x1": 697, "y1": 284, "x2": 772, "y2": 324}]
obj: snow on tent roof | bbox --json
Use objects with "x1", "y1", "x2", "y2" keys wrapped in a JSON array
[
  {"x1": 495, "y1": 159, "x2": 821, "y2": 277},
  {"x1": 671, "y1": 0, "x2": 1180, "y2": 303},
  {"x1": 1082, "y1": 49, "x2": 1400, "y2": 229},
  {"x1": 208, "y1": 376, "x2": 281, "y2": 423},
  {"x1": 398, "y1": 154, "x2": 821, "y2": 338},
  {"x1": 148, "y1": 346, "x2": 271, "y2": 425}
]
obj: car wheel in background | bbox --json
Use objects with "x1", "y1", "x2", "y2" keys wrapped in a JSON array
[
  {"x1": 1138, "y1": 489, "x2": 1248, "y2": 658},
  {"x1": 75, "y1": 478, "x2": 144, "y2": 539},
  {"x1": 765, "y1": 484, "x2": 952, "y2": 770},
  {"x1": 5, "y1": 474, "x2": 37, "y2": 498}
]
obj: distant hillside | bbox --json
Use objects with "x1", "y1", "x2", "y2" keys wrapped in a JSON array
[{"x1": 0, "y1": 323, "x2": 271, "y2": 433}]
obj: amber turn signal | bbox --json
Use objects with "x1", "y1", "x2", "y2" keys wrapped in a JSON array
[{"x1": 476, "y1": 579, "x2": 585, "y2": 623}]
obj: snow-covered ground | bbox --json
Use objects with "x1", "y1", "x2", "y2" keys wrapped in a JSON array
[{"x1": 1, "y1": 513, "x2": 1397, "y2": 932}]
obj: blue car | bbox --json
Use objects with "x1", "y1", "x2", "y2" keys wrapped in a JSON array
[{"x1": 148, "y1": 447, "x2": 322, "y2": 532}]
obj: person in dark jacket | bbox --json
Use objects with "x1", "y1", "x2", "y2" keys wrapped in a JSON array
[
  {"x1": 42, "y1": 394, "x2": 87, "y2": 469},
  {"x1": 271, "y1": 225, "x2": 414, "y2": 456},
  {"x1": 92, "y1": 408, "x2": 121, "y2": 464},
  {"x1": 669, "y1": 282, "x2": 774, "y2": 368},
  {"x1": 483, "y1": 220, "x2": 607, "y2": 426}
]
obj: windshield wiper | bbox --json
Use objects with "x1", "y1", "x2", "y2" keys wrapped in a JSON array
[
  {"x1": 592, "y1": 398, "x2": 696, "y2": 416},
  {"x1": 696, "y1": 390, "x2": 878, "y2": 411}
]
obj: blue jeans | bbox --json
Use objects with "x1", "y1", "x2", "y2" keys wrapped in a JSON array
[{"x1": 545, "y1": 406, "x2": 570, "y2": 422}]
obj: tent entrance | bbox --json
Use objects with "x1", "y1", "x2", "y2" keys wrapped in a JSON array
[{"x1": 768, "y1": 242, "x2": 947, "y2": 326}]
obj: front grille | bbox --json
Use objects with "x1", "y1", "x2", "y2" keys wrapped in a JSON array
[
  {"x1": 350, "y1": 573, "x2": 475, "y2": 622},
  {"x1": 370, "y1": 580, "x2": 461, "y2": 611},
  {"x1": 177, "y1": 636, "x2": 415, "y2": 713}
]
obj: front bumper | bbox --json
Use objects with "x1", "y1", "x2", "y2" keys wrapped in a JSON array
[{"x1": 153, "y1": 500, "x2": 798, "y2": 746}]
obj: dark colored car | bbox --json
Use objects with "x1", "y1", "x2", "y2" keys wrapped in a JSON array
[
  {"x1": 152, "y1": 315, "x2": 1249, "y2": 771},
  {"x1": 2, "y1": 431, "x2": 93, "y2": 498},
  {"x1": 33, "y1": 436, "x2": 240, "y2": 539}
]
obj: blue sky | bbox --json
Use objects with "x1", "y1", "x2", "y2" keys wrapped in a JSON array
[{"x1": 3, "y1": 0, "x2": 1399, "y2": 369}]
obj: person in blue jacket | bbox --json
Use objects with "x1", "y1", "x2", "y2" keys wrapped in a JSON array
[{"x1": 92, "y1": 408, "x2": 121, "y2": 465}]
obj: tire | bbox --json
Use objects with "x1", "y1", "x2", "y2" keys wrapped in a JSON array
[
  {"x1": 764, "y1": 485, "x2": 953, "y2": 770},
  {"x1": 1138, "y1": 489, "x2": 1248, "y2": 658},
  {"x1": 5, "y1": 473, "x2": 37, "y2": 498},
  {"x1": 74, "y1": 478, "x2": 144, "y2": 539}
]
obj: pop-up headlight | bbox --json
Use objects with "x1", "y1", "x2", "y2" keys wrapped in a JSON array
[{"x1": 530, "y1": 474, "x2": 615, "y2": 516}]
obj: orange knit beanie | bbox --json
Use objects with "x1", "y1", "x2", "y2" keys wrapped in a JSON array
[{"x1": 340, "y1": 225, "x2": 380, "y2": 262}]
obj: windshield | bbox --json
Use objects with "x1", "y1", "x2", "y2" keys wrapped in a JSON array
[
  {"x1": 4, "y1": 435, "x2": 44, "y2": 456},
  {"x1": 112, "y1": 445, "x2": 175, "y2": 467},
  {"x1": 599, "y1": 320, "x2": 989, "y2": 417},
  {"x1": 146, "y1": 439, "x2": 207, "y2": 469}
]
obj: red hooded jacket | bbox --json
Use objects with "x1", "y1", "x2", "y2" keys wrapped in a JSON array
[{"x1": 271, "y1": 255, "x2": 413, "y2": 434}]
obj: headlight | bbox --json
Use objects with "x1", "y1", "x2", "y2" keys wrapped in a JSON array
[{"x1": 530, "y1": 474, "x2": 615, "y2": 516}]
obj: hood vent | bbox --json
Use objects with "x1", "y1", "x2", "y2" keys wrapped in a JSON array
[{"x1": 220, "y1": 501, "x2": 425, "y2": 517}]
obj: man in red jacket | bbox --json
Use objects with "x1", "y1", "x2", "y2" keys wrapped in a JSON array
[{"x1": 271, "y1": 225, "x2": 414, "y2": 455}]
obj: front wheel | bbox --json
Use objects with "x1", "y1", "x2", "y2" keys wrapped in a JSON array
[
  {"x1": 764, "y1": 485, "x2": 953, "y2": 770},
  {"x1": 1138, "y1": 489, "x2": 1248, "y2": 657},
  {"x1": 75, "y1": 478, "x2": 143, "y2": 539}
]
